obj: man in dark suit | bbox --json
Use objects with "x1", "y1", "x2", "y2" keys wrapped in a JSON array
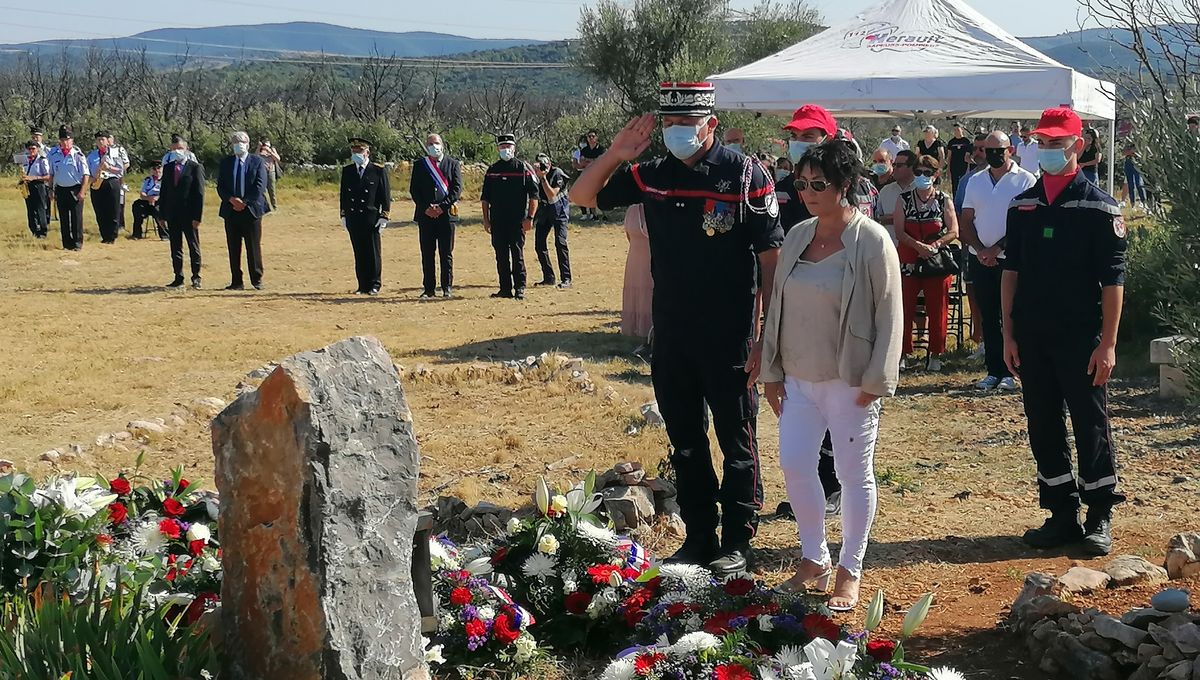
[
  {"x1": 216, "y1": 131, "x2": 270, "y2": 290},
  {"x1": 158, "y1": 134, "x2": 205, "y2": 289},
  {"x1": 339, "y1": 137, "x2": 391, "y2": 295},
  {"x1": 409, "y1": 132, "x2": 462, "y2": 299}
]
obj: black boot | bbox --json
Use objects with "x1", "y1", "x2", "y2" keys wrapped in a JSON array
[
  {"x1": 709, "y1": 543, "x2": 752, "y2": 576},
  {"x1": 1022, "y1": 511, "x2": 1084, "y2": 549},
  {"x1": 1080, "y1": 506, "x2": 1113, "y2": 557},
  {"x1": 664, "y1": 533, "x2": 719, "y2": 566}
]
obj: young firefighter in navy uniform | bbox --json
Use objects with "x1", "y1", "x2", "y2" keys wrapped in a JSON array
[
  {"x1": 340, "y1": 137, "x2": 391, "y2": 295},
  {"x1": 532, "y1": 152, "x2": 573, "y2": 289},
  {"x1": 481, "y1": 134, "x2": 538, "y2": 300},
  {"x1": 570, "y1": 82, "x2": 783, "y2": 575},
  {"x1": 1001, "y1": 107, "x2": 1127, "y2": 556}
]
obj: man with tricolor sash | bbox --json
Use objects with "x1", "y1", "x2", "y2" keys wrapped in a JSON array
[{"x1": 410, "y1": 133, "x2": 463, "y2": 299}]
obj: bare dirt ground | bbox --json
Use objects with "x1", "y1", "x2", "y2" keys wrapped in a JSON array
[{"x1": 1, "y1": 185, "x2": 1197, "y2": 678}]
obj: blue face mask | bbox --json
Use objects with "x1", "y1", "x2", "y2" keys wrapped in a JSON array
[
  {"x1": 168, "y1": 150, "x2": 185, "y2": 162},
  {"x1": 1038, "y1": 147, "x2": 1071, "y2": 175},
  {"x1": 913, "y1": 175, "x2": 934, "y2": 190},
  {"x1": 726, "y1": 142, "x2": 743, "y2": 154},
  {"x1": 663, "y1": 120, "x2": 707, "y2": 160},
  {"x1": 871, "y1": 163, "x2": 889, "y2": 176},
  {"x1": 351, "y1": 152, "x2": 367, "y2": 165},
  {"x1": 498, "y1": 147, "x2": 515, "y2": 161},
  {"x1": 788, "y1": 140, "x2": 814, "y2": 163},
  {"x1": 426, "y1": 144, "x2": 443, "y2": 158},
  {"x1": 774, "y1": 168, "x2": 789, "y2": 181},
  {"x1": 232, "y1": 143, "x2": 247, "y2": 156}
]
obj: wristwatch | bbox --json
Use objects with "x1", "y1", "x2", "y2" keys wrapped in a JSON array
[{"x1": 525, "y1": 213, "x2": 535, "y2": 220}]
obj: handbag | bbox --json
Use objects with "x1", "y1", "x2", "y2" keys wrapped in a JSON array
[{"x1": 910, "y1": 242, "x2": 962, "y2": 277}]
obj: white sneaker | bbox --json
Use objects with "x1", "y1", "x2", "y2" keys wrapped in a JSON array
[
  {"x1": 969, "y1": 343, "x2": 986, "y2": 361},
  {"x1": 976, "y1": 375, "x2": 1001, "y2": 390},
  {"x1": 998, "y1": 377, "x2": 1019, "y2": 391},
  {"x1": 927, "y1": 357, "x2": 944, "y2": 372}
]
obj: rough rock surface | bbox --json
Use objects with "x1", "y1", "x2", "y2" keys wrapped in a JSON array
[
  {"x1": 213, "y1": 336, "x2": 426, "y2": 680},
  {"x1": 1104, "y1": 555, "x2": 1170, "y2": 587},
  {"x1": 1166, "y1": 534, "x2": 1200, "y2": 580},
  {"x1": 1060, "y1": 567, "x2": 1112, "y2": 594}
]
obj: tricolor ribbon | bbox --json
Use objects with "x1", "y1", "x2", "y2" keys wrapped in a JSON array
[{"x1": 424, "y1": 156, "x2": 450, "y2": 202}]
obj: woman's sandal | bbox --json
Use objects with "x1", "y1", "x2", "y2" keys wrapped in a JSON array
[
  {"x1": 773, "y1": 561, "x2": 833, "y2": 596},
  {"x1": 827, "y1": 569, "x2": 862, "y2": 612}
]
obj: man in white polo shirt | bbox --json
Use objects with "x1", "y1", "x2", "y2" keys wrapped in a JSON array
[
  {"x1": 961, "y1": 131, "x2": 1037, "y2": 390},
  {"x1": 879, "y1": 124, "x2": 910, "y2": 161},
  {"x1": 1014, "y1": 126, "x2": 1041, "y2": 176}
]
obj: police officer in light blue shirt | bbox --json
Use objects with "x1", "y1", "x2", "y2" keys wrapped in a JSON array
[
  {"x1": 21, "y1": 139, "x2": 51, "y2": 238},
  {"x1": 87, "y1": 130, "x2": 125, "y2": 244},
  {"x1": 47, "y1": 125, "x2": 90, "y2": 250}
]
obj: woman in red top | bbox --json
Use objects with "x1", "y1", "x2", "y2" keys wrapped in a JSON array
[{"x1": 892, "y1": 156, "x2": 959, "y2": 371}]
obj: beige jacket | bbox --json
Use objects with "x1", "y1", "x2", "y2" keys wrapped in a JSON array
[{"x1": 761, "y1": 211, "x2": 904, "y2": 397}]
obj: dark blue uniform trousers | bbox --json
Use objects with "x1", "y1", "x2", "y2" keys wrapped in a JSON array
[{"x1": 652, "y1": 333, "x2": 763, "y2": 547}]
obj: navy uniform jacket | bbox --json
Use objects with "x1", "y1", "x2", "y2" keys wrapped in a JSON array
[
  {"x1": 409, "y1": 155, "x2": 463, "y2": 221},
  {"x1": 217, "y1": 153, "x2": 270, "y2": 219},
  {"x1": 481, "y1": 158, "x2": 538, "y2": 225},
  {"x1": 1003, "y1": 172, "x2": 1127, "y2": 337},
  {"x1": 596, "y1": 141, "x2": 784, "y2": 343},
  {"x1": 158, "y1": 159, "x2": 205, "y2": 223},
  {"x1": 340, "y1": 163, "x2": 391, "y2": 222}
]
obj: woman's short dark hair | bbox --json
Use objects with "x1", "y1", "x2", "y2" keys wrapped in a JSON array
[
  {"x1": 916, "y1": 154, "x2": 941, "y2": 172},
  {"x1": 798, "y1": 140, "x2": 865, "y2": 202}
]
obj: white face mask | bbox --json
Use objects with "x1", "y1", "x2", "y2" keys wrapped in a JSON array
[{"x1": 426, "y1": 143, "x2": 443, "y2": 158}]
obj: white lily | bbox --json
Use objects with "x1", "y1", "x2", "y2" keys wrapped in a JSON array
[
  {"x1": 565, "y1": 484, "x2": 603, "y2": 515},
  {"x1": 463, "y1": 557, "x2": 493, "y2": 575},
  {"x1": 787, "y1": 664, "x2": 817, "y2": 680},
  {"x1": 864, "y1": 590, "x2": 885, "y2": 632},
  {"x1": 901, "y1": 592, "x2": 934, "y2": 639},
  {"x1": 535, "y1": 477, "x2": 550, "y2": 515},
  {"x1": 803, "y1": 638, "x2": 859, "y2": 680}
]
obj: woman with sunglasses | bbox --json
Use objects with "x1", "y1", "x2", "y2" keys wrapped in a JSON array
[
  {"x1": 760, "y1": 140, "x2": 903, "y2": 611},
  {"x1": 893, "y1": 156, "x2": 959, "y2": 372}
]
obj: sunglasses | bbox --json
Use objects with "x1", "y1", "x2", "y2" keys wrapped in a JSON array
[
  {"x1": 794, "y1": 178, "x2": 835, "y2": 192},
  {"x1": 914, "y1": 168, "x2": 937, "y2": 177}
]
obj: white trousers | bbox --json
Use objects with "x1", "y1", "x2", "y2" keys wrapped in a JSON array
[{"x1": 778, "y1": 376, "x2": 881, "y2": 577}]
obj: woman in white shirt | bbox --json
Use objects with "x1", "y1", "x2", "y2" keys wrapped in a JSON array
[{"x1": 760, "y1": 140, "x2": 904, "y2": 611}]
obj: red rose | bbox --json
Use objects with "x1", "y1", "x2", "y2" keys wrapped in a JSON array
[
  {"x1": 163, "y1": 499, "x2": 186, "y2": 518},
  {"x1": 491, "y1": 546, "x2": 509, "y2": 566},
  {"x1": 108, "y1": 502, "x2": 128, "y2": 525},
  {"x1": 565, "y1": 591, "x2": 593, "y2": 615},
  {"x1": 463, "y1": 618, "x2": 487, "y2": 639},
  {"x1": 703, "y1": 611, "x2": 735, "y2": 634},
  {"x1": 739, "y1": 604, "x2": 768, "y2": 618},
  {"x1": 110, "y1": 477, "x2": 132, "y2": 496},
  {"x1": 159, "y1": 519, "x2": 182, "y2": 539},
  {"x1": 449, "y1": 587, "x2": 473, "y2": 607},
  {"x1": 866, "y1": 639, "x2": 897, "y2": 662},
  {"x1": 714, "y1": 664, "x2": 753, "y2": 680},
  {"x1": 189, "y1": 539, "x2": 206, "y2": 556},
  {"x1": 635, "y1": 652, "x2": 666, "y2": 676},
  {"x1": 803, "y1": 613, "x2": 841, "y2": 641},
  {"x1": 723, "y1": 578, "x2": 755, "y2": 597},
  {"x1": 178, "y1": 479, "x2": 190, "y2": 492},
  {"x1": 492, "y1": 612, "x2": 521, "y2": 645}
]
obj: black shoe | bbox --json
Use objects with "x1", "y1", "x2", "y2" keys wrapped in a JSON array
[
  {"x1": 515, "y1": 288, "x2": 526, "y2": 300},
  {"x1": 419, "y1": 291, "x2": 436, "y2": 300},
  {"x1": 166, "y1": 278, "x2": 184, "y2": 289},
  {"x1": 557, "y1": 280, "x2": 572, "y2": 289},
  {"x1": 1080, "y1": 507, "x2": 1113, "y2": 557},
  {"x1": 824, "y1": 490, "x2": 843, "y2": 519},
  {"x1": 225, "y1": 283, "x2": 245, "y2": 291},
  {"x1": 1022, "y1": 512, "x2": 1084, "y2": 549},
  {"x1": 441, "y1": 288, "x2": 452, "y2": 298},
  {"x1": 709, "y1": 545, "x2": 752, "y2": 576},
  {"x1": 664, "y1": 534, "x2": 720, "y2": 566},
  {"x1": 490, "y1": 291, "x2": 513, "y2": 299},
  {"x1": 533, "y1": 279, "x2": 555, "y2": 287},
  {"x1": 191, "y1": 277, "x2": 202, "y2": 289},
  {"x1": 252, "y1": 283, "x2": 263, "y2": 290}
]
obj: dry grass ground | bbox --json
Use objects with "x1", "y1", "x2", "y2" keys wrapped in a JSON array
[{"x1": 1, "y1": 180, "x2": 1197, "y2": 677}]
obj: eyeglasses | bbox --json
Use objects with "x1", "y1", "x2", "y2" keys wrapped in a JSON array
[
  {"x1": 914, "y1": 168, "x2": 937, "y2": 177},
  {"x1": 794, "y1": 178, "x2": 834, "y2": 192}
]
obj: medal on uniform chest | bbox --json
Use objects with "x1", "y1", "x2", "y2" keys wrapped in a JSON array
[
  {"x1": 705, "y1": 227, "x2": 715, "y2": 236},
  {"x1": 702, "y1": 198, "x2": 734, "y2": 236}
]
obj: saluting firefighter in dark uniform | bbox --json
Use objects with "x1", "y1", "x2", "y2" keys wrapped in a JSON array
[
  {"x1": 1002, "y1": 107, "x2": 1127, "y2": 556},
  {"x1": 571, "y1": 82, "x2": 783, "y2": 575},
  {"x1": 481, "y1": 134, "x2": 539, "y2": 300},
  {"x1": 340, "y1": 137, "x2": 391, "y2": 296},
  {"x1": 20, "y1": 138, "x2": 51, "y2": 239}
]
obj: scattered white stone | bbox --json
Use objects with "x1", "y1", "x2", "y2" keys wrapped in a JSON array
[
  {"x1": 39, "y1": 450, "x2": 61, "y2": 463},
  {"x1": 1166, "y1": 534, "x2": 1200, "y2": 580},
  {"x1": 128, "y1": 420, "x2": 168, "y2": 436},
  {"x1": 1059, "y1": 567, "x2": 1111, "y2": 594},
  {"x1": 640, "y1": 402, "x2": 665, "y2": 427},
  {"x1": 193, "y1": 397, "x2": 227, "y2": 414}
]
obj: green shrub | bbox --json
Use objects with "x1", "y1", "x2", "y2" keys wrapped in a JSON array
[{"x1": 0, "y1": 581, "x2": 219, "y2": 680}]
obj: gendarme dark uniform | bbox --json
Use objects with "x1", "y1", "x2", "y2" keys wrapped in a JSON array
[
  {"x1": 1004, "y1": 109, "x2": 1127, "y2": 552},
  {"x1": 340, "y1": 137, "x2": 391, "y2": 295},
  {"x1": 481, "y1": 134, "x2": 538, "y2": 298},
  {"x1": 596, "y1": 83, "x2": 783, "y2": 567}
]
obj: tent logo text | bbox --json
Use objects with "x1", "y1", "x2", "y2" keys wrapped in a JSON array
[{"x1": 843, "y1": 22, "x2": 943, "y2": 51}]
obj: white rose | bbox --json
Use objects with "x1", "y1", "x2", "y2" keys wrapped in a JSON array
[
  {"x1": 201, "y1": 553, "x2": 221, "y2": 573},
  {"x1": 186, "y1": 524, "x2": 211, "y2": 543},
  {"x1": 550, "y1": 495, "x2": 568, "y2": 515},
  {"x1": 513, "y1": 634, "x2": 537, "y2": 662},
  {"x1": 757, "y1": 614, "x2": 775, "y2": 632},
  {"x1": 477, "y1": 605, "x2": 496, "y2": 622},
  {"x1": 563, "y1": 578, "x2": 578, "y2": 594},
  {"x1": 506, "y1": 517, "x2": 522, "y2": 535},
  {"x1": 537, "y1": 534, "x2": 560, "y2": 555}
]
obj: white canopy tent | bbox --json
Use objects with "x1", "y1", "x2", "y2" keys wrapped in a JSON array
[{"x1": 708, "y1": 0, "x2": 1118, "y2": 189}]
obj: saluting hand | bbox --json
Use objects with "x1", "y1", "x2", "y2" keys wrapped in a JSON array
[
  {"x1": 1088, "y1": 341, "x2": 1117, "y2": 386},
  {"x1": 609, "y1": 114, "x2": 655, "y2": 162}
]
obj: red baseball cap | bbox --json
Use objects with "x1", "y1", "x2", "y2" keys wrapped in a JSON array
[
  {"x1": 784, "y1": 104, "x2": 838, "y2": 136},
  {"x1": 1032, "y1": 106, "x2": 1083, "y2": 138}
]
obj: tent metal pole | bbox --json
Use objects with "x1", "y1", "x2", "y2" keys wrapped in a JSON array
[{"x1": 1108, "y1": 118, "x2": 1116, "y2": 195}]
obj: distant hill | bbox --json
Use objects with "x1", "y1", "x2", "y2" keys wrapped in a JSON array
[
  {"x1": 0, "y1": 22, "x2": 545, "y2": 61},
  {"x1": 1023, "y1": 26, "x2": 1183, "y2": 78}
]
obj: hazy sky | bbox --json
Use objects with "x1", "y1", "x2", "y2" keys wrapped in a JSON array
[{"x1": 0, "y1": 0, "x2": 1089, "y2": 45}]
